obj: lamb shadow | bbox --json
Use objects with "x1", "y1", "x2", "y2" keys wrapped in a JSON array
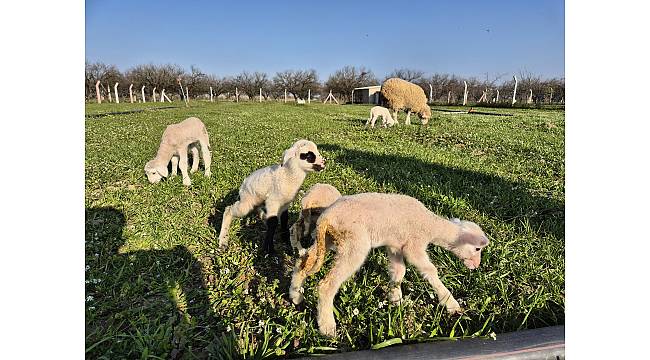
[
  {"x1": 207, "y1": 189, "x2": 293, "y2": 293},
  {"x1": 319, "y1": 144, "x2": 564, "y2": 240},
  {"x1": 85, "y1": 207, "x2": 222, "y2": 359}
]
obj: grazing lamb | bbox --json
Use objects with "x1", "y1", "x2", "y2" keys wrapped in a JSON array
[
  {"x1": 366, "y1": 106, "x2": 397, "y2": 128},
  {"x1": 289, "y1": 192, "x2": 489, "y2": 337},
  {"x1": 144, "y1": 117, "x2": 211, "y2": 186},
  {"x1": 289, "y1": 183, "x2": 342, "y2": 255},
  {"x1": 218, "y1": 140, "x2": 326, "y2": 253},
  {"x1": 381, "y1": 78, "x2": 431, "y2": 125}
]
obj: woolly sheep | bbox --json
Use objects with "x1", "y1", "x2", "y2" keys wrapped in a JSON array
[
  {"x1": 218, "y1": 140, "x2": 326, "y2": 253},
  {"x1": 380, "y1": 78, "x2": 431, "y2": 125},
  {"x1": 144, "y1": 117, "x2": 211, "y2": 186},
  {"x1": 289, "y1": 183, "x2": 342, "y2": 255},
  {"x1": 366, "y1": 106, "x2": 397, "y2": 128},
  {"x1": 289, "y1": 192, "x2": 489, "y2": 337}
]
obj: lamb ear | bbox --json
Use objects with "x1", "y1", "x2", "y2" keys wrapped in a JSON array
[
  {"x1": 282, "y1": 146, "x2": 299, "y2": 165},
  {"x1": 458, "y1": 230, "x2": 488, "y2": 247},
  {"x1": 156, "y1": 164, "x2": 169, "y2": 178}
]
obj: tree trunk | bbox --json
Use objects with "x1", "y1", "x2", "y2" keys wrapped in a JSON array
[
  {"x1": 95, "y1": 80, "x2": 101, "y2": 104},
  {"x1": 429, "y1": 83, "x2": 433, "y2": 103},
  {"x1": 114, "y1": 82, "x2": 119, "y2": 104},
  {"x1": 527, "y1": 89, "x2": 533, "y2": 104},
  {"x1": 447, "y1": 91, "x2": 451, "y2": 104},
  {"x1": 160, "y1": 89, "x2": 166, "y2": 103},
  {"x1": 141, "y1": 85, "x2": 146, "y2": 103},
  {"x1": 152, "y1": 87, "x2": 157, "y2": 102},
  {"x1": 129, "y1": 84, "x2": 134, "y2": 103},
  {"x1": 496, "y1": 89, "x2": 500, "y2": 102},
  {"x1": 259, "y1": 88, "x2": 262, "y2": 102}
]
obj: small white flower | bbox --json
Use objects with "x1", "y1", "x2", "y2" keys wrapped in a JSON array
[
  {"x1": 243, "y1": 288, "x2": 249, "y2": 295},
  {"x1": 226, "y1": 325, "x2": 232, "y2": 332},
  {"x1": 378, "y1": 301, "x2": 387, "y2": 309},
  {"x1": 276, "y1": 327, "x2": 282, "y2": 334},
  {"x1": 352, "y1": 308, "x2": 359, "y2": 316},
  {"x1": 489, "y1": 332, "x2": 497, "y2": 340},
  {"x1": 94, "y1": 253, "x2": 99, "y2": 257},
  {"x1": 222, "y1": 268, "x2": 230, "y2": 275},
  {"x1": 258, "y1": 320, "x2": 265, "y2": 327},
  {"x1": 85, "y1": 265, "x2": 90, "y2": 271},
  {"x1": 298, "y1": 287, "x2": 305, "y2": 294},
  {"x1": 86, "y1": 295, "x2": 94, "y2": 302}
]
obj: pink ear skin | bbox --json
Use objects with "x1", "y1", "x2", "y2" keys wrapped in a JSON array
[{"x1": 458, "y1": 231, "x2": 488, "y2": 247}]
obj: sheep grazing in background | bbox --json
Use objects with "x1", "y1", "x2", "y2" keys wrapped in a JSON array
[
  {"x1": 218, "y1": 140, "x2": 326, "y2": 254},
  {"x1": 144, "y1": 117, "x2": 211, "y2": 186},
  {"x1": 289, "y1": 183, "x2": 342, "y2": 255},
  {"x1": 380, "y1": 78, "x2": 431, "y2": 125},
  {"x1": 366, "y1": 105, "x2": 397, "y2": 128},
  {"x1": 296, "y1": 99, "x2": 306, "y2": 105},
  {"x1": 289, "y1": 192, "x2": 489, "y2": 337}
]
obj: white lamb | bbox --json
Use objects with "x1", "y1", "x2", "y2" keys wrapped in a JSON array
[
  {"x1": 289, "y1": 192, "x2": 489, "y2": 337},
  {"x1": 289, "y1": 183, "x2": 342, "y2": 255},
  {"x1": 218, "y1": 140, "x2": 326, "y2": 253},
  {"x1": 144, "y1": 117, "x2": 212, "y2": 186},
  {"x1": 366, "y1": 106, "x2": 397, "y2": 128}
]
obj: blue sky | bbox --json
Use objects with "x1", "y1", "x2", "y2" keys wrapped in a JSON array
[{"x1": 85, "y1": 0, "x2": 564, "y2": 81}]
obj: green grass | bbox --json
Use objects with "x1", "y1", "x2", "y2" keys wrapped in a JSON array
[{"x1": 85, "y1": 101, "x2": 564, "y2": 359}]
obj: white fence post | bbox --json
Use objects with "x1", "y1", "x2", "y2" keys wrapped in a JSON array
[
  {"x1": 463, "y1": 81, "x2": 468, "y2": 106},
  {"x1": 152, "y1": 87, "x2": 157, "y2": 102},
  {"x1": 259, "y1": 88, "x2": 262, "y2": 102},
  {"x1": 429, "y1": 83, "x2": 433, "y2": 103},
  {"x1": 114, "y1": 82, "x2": 120, "y2": 104},
  {"x1": 284, "y1": 89, "x2": 287, "y2": 103},
  {"x1": 235, "y1": 87, "x2": 239, "y2": 102},
  {"x1": 210, "y1": 87, "x2": 213, "y2": 102},
  {"x1": 496, "y1": 89, "x2": 500, "y2": 103},
  {"x1": 308, "y1": 89, "x2": 311, "y2": 104},
  {"x1": 512, "y1": 75, "x2": 518, "y2": 105},
  {"x1": 160, "y1": 89, "x2": 166, "y2": 102},
  {"x1": 129, "y1": 84, "x2": 134, "y2": 103},
  {"x1": 527, "y1": 89, "x2": 533, "y2": 104},
  {"x1": 141, "y1": 85, "x2": 146, "y2": 103},
  {"x1": 95, "y1": 80, "x2": 101, "y2": 104}
]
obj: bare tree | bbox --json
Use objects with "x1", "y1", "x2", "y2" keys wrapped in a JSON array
[
  {"x1": 273, "y1": 69, "x2": 320, "y2": 101},
  {"x1": 325, "y1": 65, "x2": 377, "y2": 102},
  {"x1": 385, "y1": 68, "x2": 425, "y2": 83}
]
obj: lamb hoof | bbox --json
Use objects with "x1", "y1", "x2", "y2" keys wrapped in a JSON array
[
  {"x1": 388, "y1": 288, "x2": 403, "y2": 304},
  {"x1": 204, "y1": 171, "x2": 211, "y2": 177},
  {"x1": 289, "y1": 288, "x2": 304, "y2": 305},
  {"x1": 218, "y1": 236, "x2": 229, "y2": 249},
  {"x1": 318, "y1": 315, "x2": 337, "y2": 338},
  {"x1": 182, "y1": 178, "x2": 191, "y2": 186},
  {"x1": 190, "y1": 168, "x2": 198, "y2": 174},
  {"x1": 445, "y1": 299, "x2": 463, "y2": 315}
]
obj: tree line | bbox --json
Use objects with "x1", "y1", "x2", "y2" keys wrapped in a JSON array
[{"x1": 85, "y1": 62, "x2": 564, "y2": 104}]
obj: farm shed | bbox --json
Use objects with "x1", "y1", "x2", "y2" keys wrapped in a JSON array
[{"x1": 352, "y1": 85, "x2": 381, "y2": 104}]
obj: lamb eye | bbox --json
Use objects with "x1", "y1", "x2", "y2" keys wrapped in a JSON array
[
  {"x1": 475, "y1": 248, "x2": 480, "y2": 252},
  {"x1": 300, "y1": 151, "x2": 316, "y2": 163}
]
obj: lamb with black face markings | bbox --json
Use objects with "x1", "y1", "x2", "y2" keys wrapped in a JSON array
[{"x1": 218, "y1": 139, "x2": 326, "y2": 253}]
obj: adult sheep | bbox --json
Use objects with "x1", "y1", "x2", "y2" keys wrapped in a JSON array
[{"x1": 380, "y1": 78, "x2": 431, "y2": 125}]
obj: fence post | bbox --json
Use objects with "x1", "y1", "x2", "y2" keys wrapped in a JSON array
[
  {"x1": 236, "y1": 87, "x2": 239, "y2": 102},
  {"x1": 308, "y1": 89, "x2": 311, "y2": 104},
  {"x1": 160, "y1": 89, "x2": 166, "y2": 102},
  {"x1": 95, "y1": 80, "x2": 101, "y2": 104},
  {"x1": 512, "y1": 75, "x2": 518, "y2": 105},
  {"x1": 259, "y1": 88, "x2": 262, "y2": 102},
  {"x1": 284, "y1": 89, "x2": 287, "y2": 103},
  {"x1": 496, "y1": 89, "x2": 500, "y2": 103},
  {"x1": 152, "y1": 87, "x2": 157, "y2": 102},
  {"x1": 129, "y1": 84, "x2": 134, "y2": 103},
  {"x1": 114, "y1": 82, "x2": 120, "y2": 104},
  {"x1": 447, "y1": 91, "x2": 451, "y2": 104},
  {"x1": 210, "y1": 87, "x2": 213, "y2": 102},
  {"x1": 429, "y1": 83, "x2": 433, "y2": 103},
  {"x1": 463, "y1": 81, "x2": 468, "y2": 106},
  {"x1": 141, "y1": 85, "x2": 146, "y2": 103}
]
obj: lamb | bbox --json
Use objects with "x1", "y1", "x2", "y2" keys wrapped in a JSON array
[
  {"x1": 288, "y1": 192, "x2": 489, "y2": 337},
  {"x1": 365, "y1": 106, "x2": 397, "y2": 128},
  {"x1": 144, "y1": 117, "x2": 211, "y2": 186},
  {"x1": 380, "y1": 78, "x2": 431, "y2": 125},
  {"x1": 289, "y1": 183, "x2": 342, "y2": 255},
  {"x1": 218, "y1": 140, "x2": 326, "y2": 253}
]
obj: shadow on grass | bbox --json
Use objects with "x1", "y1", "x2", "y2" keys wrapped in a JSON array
[
  {"x1": 85, "y1": 207, "x2": 222, "y2": 359},
  {"x1": 319, "y1": 144, "x2": 564, "y2": 240},
  {"x1": 207, "y1": 189, "x2": 295, "y2": 295}
]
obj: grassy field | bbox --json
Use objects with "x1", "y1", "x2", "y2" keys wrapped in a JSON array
[{"x1": 85, "y1": 101, "x2": 564, "y2": 359}]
